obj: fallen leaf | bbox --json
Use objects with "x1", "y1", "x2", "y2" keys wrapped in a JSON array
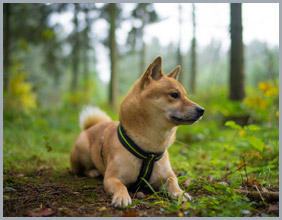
[
  {"x1": 201, "y1": 154, "x2": 207, "y2": 159},
  {"x1": 183, "y1": 178, "x2": 193, "y2": 188},
  {"x1": 3, "y1": 195, "x2": 10, "y2": 200},
  {"x1": 248, "y1": 175, "x2": 261, "y2": 186},
  {"x1": 121, "y1": 212, "x2": 140, "y2": 217},
  {"x1": 99, "y1": 207, "x2": 106, "y2": 212},
  {"x1": 27, "y1": 208, "x2": 54, "y2": 217},
  {"x1": 267, "y1": 204, "x2": 279, "y2": 214},
  {"x1": 39, "y1": 165, "x2": 53, "y2": 170},
  {"x1": 31, "y1": 154, "x2": 40, "y2": 159},
  {"x1": 207, "y1": 175, "x2": 213, "y2": 182},
  {"x1": 217, "y1": 181, "x2": 228, "y2": 186},
  {"x1": 178, "y1": 212, "x2": 184, "y2": 217}
]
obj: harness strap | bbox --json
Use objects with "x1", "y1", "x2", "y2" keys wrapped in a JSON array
[
  {"x1": 117, "y1": 124, "x2": 164, "y2": 192},
  {"x1": 128, "y1": 154, "x2": 155, "y2": 192}
]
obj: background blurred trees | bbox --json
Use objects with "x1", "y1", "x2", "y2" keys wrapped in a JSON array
[
  {"x1": 177, "y1": 4, "x2": 184, "y2": 86},
  {"x1": 3, "y1": 3, "x2": 278, "y2": 111},
  {"x1": 3, "y1": 3, "x2": 10, "y2": 92},
  {"x1": 100, "y1": 3, "x2": 122, "y2": 109},
  {"x1": 127, "y1": 3, "x2": 160, "y2": 75}
]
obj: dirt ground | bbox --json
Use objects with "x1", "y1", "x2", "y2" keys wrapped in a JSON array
[
  {"x1": 3, "y1": 168, "x2": 174, "y2": 217},
  {"x1": 3, "y1": 167, "x2": 279, "y2": 217}
]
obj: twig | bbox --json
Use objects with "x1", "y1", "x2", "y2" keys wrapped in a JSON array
[
  {"x1": 175, "y1": 140, "x2": 189, "y2": 147},
  {"x1": 214, "y1": 165, "x2": 245, "y2": 182},
  {"x1": 254, "y1": 185, "x2": 264, "y2": 201}
]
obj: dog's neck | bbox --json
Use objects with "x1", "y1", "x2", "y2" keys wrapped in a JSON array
[
  {"x1": 121, "y1": 119, "x2": 177, "y2": 153},
  {"x1": 119, "y1": 97, "x2": 177, "y2": 153}
]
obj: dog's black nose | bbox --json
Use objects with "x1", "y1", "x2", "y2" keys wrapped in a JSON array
[{"x1": 196, "y1": 106, "x2": 205, "y2": 116}]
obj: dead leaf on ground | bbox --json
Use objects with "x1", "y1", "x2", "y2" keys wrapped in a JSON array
[
  {"x1": 267, "y1": 204, "x2": 279, "y2": 214},
  {"x1": 39, "y1": 165, "x2": 53, "y2": 170},
  {"x1": 98, "y1": 207, "x2": 107, "y2": 212},
  {"x1": 183, "y1": 178, "x2": 193, "y2": 188},
  {"x1": 207, "y1": 175, "x2": 213, "y2": 182},
  {"x1": 248, "y1": 175, "x2": 261, "y2": 187},
  {"x1": 27, "y1": 208, "x2": 54, "y2": 217},
  {"x1": 218, "y1": 181, "x2": 228, "y2": 186},
  {"x1": 121, "y1": 211, "x2": 141, "y2": 217}
]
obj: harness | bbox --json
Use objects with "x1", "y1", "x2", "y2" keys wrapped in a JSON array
[{"x1": 117, "y1": 124, "x2": 164, "y2": 192}]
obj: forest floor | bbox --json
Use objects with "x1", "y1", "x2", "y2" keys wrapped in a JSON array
[
  {"x1": 3, "y1": 87, "x2": 279, "y2": 217},
  {"x1": 3, "y1": 168, "x2": 279, "y2": 217}
]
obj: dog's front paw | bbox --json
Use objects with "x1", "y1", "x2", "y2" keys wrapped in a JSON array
[
  {"x1": 169, "y1": 191, "x2": 192, "y2": 201},
  {"x1": 183, "y1": 192, "x2": 192, "y2": 201},
  {"x1": 111, "y1": 191, "x2": 132, "y2": 208}
]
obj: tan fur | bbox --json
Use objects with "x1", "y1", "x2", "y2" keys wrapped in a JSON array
[{"x1": 70, "y1": 56, "x2": 204, "y2": 207}]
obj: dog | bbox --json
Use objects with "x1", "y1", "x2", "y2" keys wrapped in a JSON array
[{"x1": 70, "y1": 56, "x2": 204, "y2": 207}]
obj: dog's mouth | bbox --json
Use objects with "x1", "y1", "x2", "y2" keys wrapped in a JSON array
[{"x1": 169, "y1": 115, "x2": 198, "y2": 125}]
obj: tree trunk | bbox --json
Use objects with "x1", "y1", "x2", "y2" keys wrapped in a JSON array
[
  {"x1": 83, "y1": 7, "x2": 90, "y2": 84},
  {"x1": 71, "y1": 4, "x2": 80, "y2": 92},
  {"x1": 109, "y1": 3, "x2": 118, "y2": 109},
  {"x1": 190, "y1": 3, "x2": 197, "y2": 94},
  {"x1": 4, "y1": 3, "x2": 10, "y2": 93},
  {"x1": 140, "y1": 4, "x2": 146, "y2": 74},
  {"x1": 229, "y1": 3, "x2": 245, "y2": 100},
  {"x1": 177, "y1": 4, "x2": 184, "y2": 85}
]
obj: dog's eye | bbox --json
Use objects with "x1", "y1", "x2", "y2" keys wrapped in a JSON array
[{"x1": 170, "y1": 92, "x2": 179, "y2": 99}]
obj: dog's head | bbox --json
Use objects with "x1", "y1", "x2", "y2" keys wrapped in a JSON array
[{"x1": 136, "y1": 56, "x2": 204, "y2": 126}]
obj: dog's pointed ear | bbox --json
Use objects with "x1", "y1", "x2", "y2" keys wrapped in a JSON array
[
  {"x1": 168, "y1": 65, "x2": 181, "y2": 80},
  {"x1": 150, "y1": 56, "x2": 163, "y2": 80},
  {"x1": 140, "y1": 56, "x2": 163, "y2": 87}
]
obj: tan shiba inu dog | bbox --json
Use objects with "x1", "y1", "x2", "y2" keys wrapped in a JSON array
[{"x1": 70, "y1": 56, "x2": 204, "y2": 207}]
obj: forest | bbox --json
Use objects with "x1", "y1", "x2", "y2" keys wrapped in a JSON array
[{"x1": 3, "y1": 3, "x2": 279, "y2": 217}]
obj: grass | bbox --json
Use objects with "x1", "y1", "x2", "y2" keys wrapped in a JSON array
[{"x1": 3, "y1": 86, "x2": 279, "y2": 217}]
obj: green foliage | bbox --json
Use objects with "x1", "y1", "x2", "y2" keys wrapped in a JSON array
[
  {"x1": 140, "y1": 178, "x2": 257, "y2": 217},
  {"x1": 248, "y1": 136, "x2": 264, "y2": 152},
  {"x1": 5, "y1": 61, "x2": 37, "y2": 111},
  {"x1": 225, "y1": 120, "x2": 242, "y2": 129},
  {"x1": 43, "y1": 136, "x2": 53, "y2": 152}
]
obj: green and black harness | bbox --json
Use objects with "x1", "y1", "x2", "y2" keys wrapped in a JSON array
[{"x1": 117, "y1": 124, "x2": 164, "y2": 192}]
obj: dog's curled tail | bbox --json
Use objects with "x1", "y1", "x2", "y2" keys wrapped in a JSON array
[{"x1": 79, "y1": 106, "x2": 111, "y2": 130}]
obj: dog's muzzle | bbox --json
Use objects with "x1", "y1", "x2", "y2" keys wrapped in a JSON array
[{"x1": 169, "y1": 106, "x2": 205, "y2": 125}]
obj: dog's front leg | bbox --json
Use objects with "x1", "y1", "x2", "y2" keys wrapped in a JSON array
[
  {"x1": 165, "y1": 171, "x2": 192, "y2": 201},
  {"x1": 104, "y1": 175, "x2": 132, "y2": 207}
]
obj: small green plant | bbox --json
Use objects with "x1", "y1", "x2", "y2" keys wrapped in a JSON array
[{"x1": 225, "y1": 120, "x2": 264, "y2": 152}]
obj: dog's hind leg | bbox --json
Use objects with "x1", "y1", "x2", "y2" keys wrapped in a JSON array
[{"x1": 70, "y1": 131, "x2": 98, "y2": 176}]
